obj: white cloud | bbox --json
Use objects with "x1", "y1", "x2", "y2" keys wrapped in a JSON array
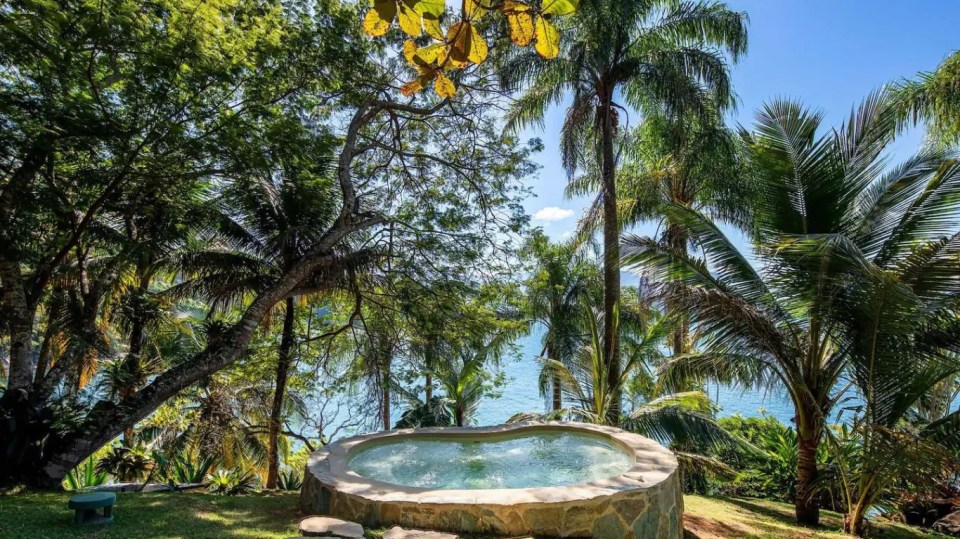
[{"x1": 533, "y1": 206, "x2": 575, "y2": 222}]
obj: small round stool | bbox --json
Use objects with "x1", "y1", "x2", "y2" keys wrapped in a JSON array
[{"x1": 68, "y1": 492, "x2": 116, "y2": 525}]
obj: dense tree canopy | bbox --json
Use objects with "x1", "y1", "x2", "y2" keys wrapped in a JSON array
[{"x1": 0, "y1": 0, "x2": 537, "y2": 487}]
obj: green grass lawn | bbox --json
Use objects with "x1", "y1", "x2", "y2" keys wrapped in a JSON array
[
  {"x1": 0, "y1": 490, "x2": 950, "y2": 538},
  {"x1": 0, "y1": 490, "x2": 300, "y2": 538},
  {"x1": 683, "y1": 495, "x2": 947, "y2": 539}
]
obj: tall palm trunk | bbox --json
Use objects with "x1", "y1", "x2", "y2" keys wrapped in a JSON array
[
  {"x1": 548, "y1": 342, "x2": 562, "y2": 411},
  {"x1": 266, "y1": 297, "x2": 295, "y2": 489},
  {"x1": 795, "y1": 405, "x2": 822, "y2": 526},
  {"x1": 382, "y1": 353, "x2": 392, "y2": 431},
  {"x1": 599, "y1": 91, "x2": 621, "y2": 423},
  {"x1": 424, "y1": 345, "x2": 434, "y2": 402},
  {"x1": 666, "y1": 221, "x2": 689, "y2": 356}
]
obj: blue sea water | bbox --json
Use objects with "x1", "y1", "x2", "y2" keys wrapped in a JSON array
[
  {"x1": 318, "y1": 330, "x2": 814, "y2": 442},
  {"x1": 472, "y1": 331, "x2": 797, "y2": 427}
]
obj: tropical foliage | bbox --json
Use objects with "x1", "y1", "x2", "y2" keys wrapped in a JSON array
[
  {"x1": 501, "y1": 0, "x2": 747, "y2": 423},
  {"x1": 624, "y1": 90, "x2": 960, "y2": 530},
  {"x1": 2, "y1": 2, "x2": 959, "y2": 538}
]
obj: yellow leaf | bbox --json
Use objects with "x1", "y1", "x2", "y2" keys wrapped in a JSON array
[
  {"x1": 465, "y1": 0, "x2": 489, "y2": 19},
  {"x1": 403, "y1": 39, "x2": 419, "y2": 64},
  {"x1": 415, "y1": 43, "x2": 447, "y2": 64},
  {"x1": 447, "y1": 21, "x2": 488, "y2": 64},
  {"x1": 397, "y1": 1, "x2": 423, "y2": 36},
  {"x1": 401, "y1": 79, "x2": 424, "y2": 95},
  {"x1": 434, "y1": 73, "x2": 456, "y2": 98},
  {"x1": 534, "y1": 16, "x2": 560, "y2": 59},
  {"x1": 423, "y1": 15, "x2": 444, "y2": 39},
  {"x1": 505, "y1": 11, "x2": 535, "y2": 46},
  {"x1": 540, "y1": 0, "x2": 578, "y2": 16},
  {"x1": 435, "y1": 47, "x2": 468, "y2": 70},
  {"x1": 503, "y1": 0, "x2": 532, "y2": 12},
  {"x1": 362, "y1": 0, "x2": 395, "y2": 37},
  {"x1": 402, "y1": 74, "x2": 433, "y2": 95},
  {"x1": 412, "y1": 0, "x2": 445, "y2": 17}
]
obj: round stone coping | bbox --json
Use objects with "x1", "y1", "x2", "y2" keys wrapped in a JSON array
[{"x1": 306, "y1": 421, "x2": 678, "y2": 506}]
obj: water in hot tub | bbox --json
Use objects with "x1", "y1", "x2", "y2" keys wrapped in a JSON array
[{"x1": 347, "y1": 431, "x2": 634, "y2": 489}]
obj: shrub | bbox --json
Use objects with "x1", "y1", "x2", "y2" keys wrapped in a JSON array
[
  {"x1": 207, "y1": 469, "x2": 259, "y2": 495},
  {"x1": 95, "y1": 444, "x2": 154, "y2": 483},
  {"x1": 63, "y1": 456, "x2": 108, "y2": 491},
  {"x1": 277, "y1": 469, "x2": 303, "y2": 491}
]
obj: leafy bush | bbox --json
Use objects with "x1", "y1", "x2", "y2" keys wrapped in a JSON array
[
  {"x1": 63, "y1": 456, "x2": 108, "y2": 491},
  {"x1": 394, "y1": 396, "x2": 453, "y2": 428},
  {"x1": 277, "y1": 469, "x2": 303, "y2": 491},
  {"x1": 713, "y1": 414, "x2": 801, "y2": 501},
  {"x1": 96, "y1": 444, "x2": 154, "y2": 483},
  {"x1": 169, "y1": 453, "x2": 218, "y2": 484},
  {"x1": 710, "y1": 414, "x2": 856, "y2": 513},
  {"x1": 207, "y1": 469, "x2": 259, "y2": 495}
]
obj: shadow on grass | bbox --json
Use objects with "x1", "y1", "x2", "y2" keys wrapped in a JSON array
[{"x1": 0, "y1": 491, "x2": 301, "y2": 539}]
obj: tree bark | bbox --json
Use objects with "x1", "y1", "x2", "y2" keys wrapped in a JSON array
[
  {"x1": 666, "y1": 221, "x2": 689, "y2": 356},
  {"x1": 121, "y1": 316, "x2": 146, "y2": 446},
  {"x1": 0, "y1": 260, "x2": 37, "y2": 393},
  {"x1": 795, "y1": 411, "x2": 822, "y2": 526},
  {"x1": 845, "y1": 501, "x2": 870, "y2": 536},
  {"x1": 548, "y1": 343, "x2": 562, "y2": 411},
  {"x1": 382, "y1": 354, "x2": 392, "y2": 431},
  {"x1": 599, "y1": 92, "x2": 621, "y2": 424},
  {"x1": 266, "y1": 297, "x2": 296, "y2": 490}
]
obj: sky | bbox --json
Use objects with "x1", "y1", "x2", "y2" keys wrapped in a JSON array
[{"x1": 519, "y1": 0, "x2": 960, "y2": 244}]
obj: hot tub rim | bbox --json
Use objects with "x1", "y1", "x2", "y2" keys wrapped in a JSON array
[{"x1": 305, "y1": 421, "x2": 678, "y2": 506}]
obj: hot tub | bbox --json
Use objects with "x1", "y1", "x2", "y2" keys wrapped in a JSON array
[{"x1": 299, "y1": 422, "x2": 682, "y2": 538}]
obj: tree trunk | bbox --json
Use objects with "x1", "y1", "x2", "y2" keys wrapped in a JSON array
[
  {"x1": 795, "y1": 412, "x2": 822, "y2": 526},
  {"x1": 0, "y1": 260, "x2": 37, "y2": 393},
  {"x1": 548, "y1": 343, "x2": 562, "y2": 411},
  {"x1": 845, "y1": 500, "x2": 870, "y2": 536},
  {"x1": 599, "y1": 92, "x2": 621, "y2": 424},
  {"x1": 666, "y1": 222, "x2": 689, "y2": 356},
  {"x1": 121, "y1": 309, "x2": 147, "y2": 446},
  {"x1": 4, "y1": 251, "x2": 333, "y2": 489},
  {"x1": 266, "y1": 297, "x2": 296, "y2": 490},
  {"x1": 382, "y1": 354, "x2": 392, "y2": 431}
]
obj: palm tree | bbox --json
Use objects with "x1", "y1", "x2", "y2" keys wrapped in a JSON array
[
  {"x1": 569, "y1": 105, "x2": 751, "y2": 355},
  {"x1": 522, "y1": 230, "x2": 598, "y2": 410},
  {"x1": 174, "y1": 168, "x2": 345, "y2": 489},
  {"x1": 894, "y1": 50, "x2": 960, "y2": 148},
  {"x1": 624, "y1": 92, "x2": 960, "y2": 527},
  {"x1": 528, "y1": 292, "x2": 741, "y2": 477},
  {"x1": 501, "y1": 0, "x2": 747, "y2": 421}
]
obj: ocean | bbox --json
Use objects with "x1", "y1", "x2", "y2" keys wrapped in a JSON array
[{"x1": 472, "y1": 330, "x2": 797, "y2": 427}]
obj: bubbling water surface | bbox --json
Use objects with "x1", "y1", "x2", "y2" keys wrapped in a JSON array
[{"x1": 347, "y1": 431, "x2": 633, "y2": 489}]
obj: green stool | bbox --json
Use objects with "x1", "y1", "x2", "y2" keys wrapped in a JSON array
[{"x1": 68, "y1": 492, "x2": 116, "y2": 525}]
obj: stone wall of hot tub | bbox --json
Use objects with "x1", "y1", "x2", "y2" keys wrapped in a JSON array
[{"x1": 299, "y1": 423, "x2": 684, "y2": 539}]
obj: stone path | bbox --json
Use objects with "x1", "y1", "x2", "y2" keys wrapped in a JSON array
[
  {"x1": 296, "y1": 517, "x2": 535, "y2": 539},
  {"x1": 382, "y1": 526, "x2": 458, "y2": 539},
  {"x1": 299, "y1": 516, "x2": 364, "y2": 538}
]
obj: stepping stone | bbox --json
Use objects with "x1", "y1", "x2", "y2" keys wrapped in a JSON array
[
  {"x1": 382, "y1": 526, "x2": 458, "y2": 539},
  {"x1": 299, "y1": 516, "x2": 364, "y2": 538}
]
